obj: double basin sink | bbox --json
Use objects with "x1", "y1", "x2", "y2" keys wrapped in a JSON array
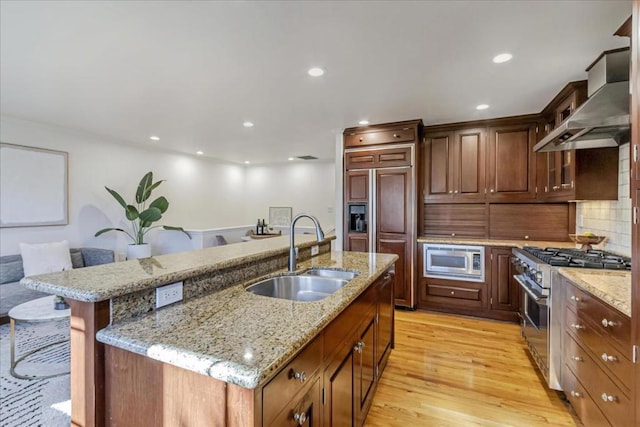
[{"x1": 246, "y1": 268, "x2": 359, "y2": 302}]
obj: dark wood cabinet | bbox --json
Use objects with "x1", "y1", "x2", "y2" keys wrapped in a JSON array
[
  {"x1": 489, "y1": 247, "x2": 519, "y2": 314},
  {"x1": 270, "y1": 378, "x2": 322, "y2": 426},
  {"x1": 343, "y1": 120, "x2": 421, "y2": 308},
  {"x1": 489, "y1": 204, "x2": 570, "y2": 242},
  {"x1": 562, "y1": 278, "x2": 633, "y2": 427},
  {"x1": 486, "y1": 123, "x2": 537, "y2": 201},
  {"x1": 354, "y1": 306, "x2": 376, "y2": 426},
  {"x1": 423, "y1": 128, "x2": 485, "y2": 202},
  {"x1": 422, "y1": 203, "x2": 488, "y2": 238}
]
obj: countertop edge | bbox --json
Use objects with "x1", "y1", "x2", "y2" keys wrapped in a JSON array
[{"x1": 558, "y1": 268, "x2": 631, "y2": 317}]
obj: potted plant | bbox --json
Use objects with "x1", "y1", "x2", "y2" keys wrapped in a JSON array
[{"x1": 95, "y1": 171, "x2": 191, "y2": 259}]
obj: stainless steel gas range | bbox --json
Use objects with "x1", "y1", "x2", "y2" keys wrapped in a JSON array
[{"x1": 511, "y1": 246, "x2": 631, "y2": 391}]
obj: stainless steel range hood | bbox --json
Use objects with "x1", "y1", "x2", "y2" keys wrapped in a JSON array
[{"x1": 534, "y1": 48, "x2": 630, "y2": 153}]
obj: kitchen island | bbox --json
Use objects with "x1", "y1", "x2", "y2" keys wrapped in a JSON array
[{"x1": 98, "y1": 251, "x2": 397, "y2": 426}]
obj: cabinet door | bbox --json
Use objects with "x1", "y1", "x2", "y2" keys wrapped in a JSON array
[
  {"x1": 454, "y1": 128, "x2": 485, "y2": 200},
  {"x1": 270, "y1": 378, "x2": 322, "y2": 427},
  {"x1": 423, "y1": 132, "x2": 453, "y2": 200},
  {"x1": 354, "y1": 309, "x2": 376, "y2": 427},
  {"x1": 323, "y1": 342, "x2": 354, "y2": 427},
  {"x1": 376, "y1": 272, "x2": 394, "y2": 371},
  {"x1": 487, "y1": 123, "x2": 536, "y2": 201},
  {"x1": 490, "y1": 248, "x2": 519, "y2": 312},
  {"x1": 346, "y1": 235, "x2": 368, "y2": 253}
]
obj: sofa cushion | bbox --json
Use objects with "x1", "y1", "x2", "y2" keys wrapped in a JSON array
[
  {"x1": 0, "y1": 281, "x2": 49, "y2": 316},
  {"x1": 19, "y1": 240, "x2": 74, "y2": 276},
  {"x1": 0, "y1": 255, "x2": 24, "y2": 285},
  {"x1": 70, "y1": 249, "x2": 85, "y2": 268}
]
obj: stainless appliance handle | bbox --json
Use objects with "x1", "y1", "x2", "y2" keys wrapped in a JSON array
[
  {"x1": 369, "y1": 169, "x2": 376, "y2": 253},
  {"x1": 514, "y1": 275, "x2": 547, "y2": 305}
]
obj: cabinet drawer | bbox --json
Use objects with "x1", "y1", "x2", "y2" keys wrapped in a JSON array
[
  {"x1": 427, "y1": 284, "x2": 480, "y2": 301},
  {"x1": 562, "y1": 364, "x2": 611, "y2": 427},
  {"x1": 344, "y1": 128, "x2": 415, "y2": 147},
  {"x1": 565, "y1": 284, "x2": 631, "y2": 354},
  {"x1": 345, "y1": 147, "x2": 412, "y2": 169},
  {"x1": 263, "y1": 337, "x2": 322, "y2": 426},
  {"x1": 268, "y1": 378, "x2": 321, "y2": 427}
]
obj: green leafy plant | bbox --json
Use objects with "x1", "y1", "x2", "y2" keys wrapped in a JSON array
[{"x1": 95, "y1": 171, "x2": 191, "y2": 244}]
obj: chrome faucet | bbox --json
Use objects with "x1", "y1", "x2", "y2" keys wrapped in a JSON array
[{"x1": 289, "y1": 213, "x2": 325, "y2": 273}]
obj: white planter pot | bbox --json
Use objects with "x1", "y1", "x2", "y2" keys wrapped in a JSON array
[{"x1": 127, "y1": 244, "x2": 151, "y2": 260}]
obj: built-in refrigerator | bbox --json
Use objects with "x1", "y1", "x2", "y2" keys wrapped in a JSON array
[{"x1": 343, "y1": 144, "x2": 417, "y2": 308}]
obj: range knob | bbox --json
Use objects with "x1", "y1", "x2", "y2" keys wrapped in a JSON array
[{"x1": 535, "y1": 271, "x2": 543, "y2": 283}]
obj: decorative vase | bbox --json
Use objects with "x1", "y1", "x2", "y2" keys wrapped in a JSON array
[{"x1": 127, "y1": 244, "x2": 151, "y2": 260}]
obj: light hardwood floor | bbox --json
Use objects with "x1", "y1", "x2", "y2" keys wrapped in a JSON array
[{"x1": 365, "y1": 310, "x2": 583, "y2": 427}]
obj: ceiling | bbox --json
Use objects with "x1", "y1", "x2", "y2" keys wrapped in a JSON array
[{"x1": 0, "y1": 1, "x2": 632, "y2": 165}]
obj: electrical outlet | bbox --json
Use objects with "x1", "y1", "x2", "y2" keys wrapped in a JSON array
[
  {"x1": 156, "y1": 281, "x2": 183, "y2": 308},
  {"x1": 311, "y1": 245, "x2": 319, "y2": 256}
]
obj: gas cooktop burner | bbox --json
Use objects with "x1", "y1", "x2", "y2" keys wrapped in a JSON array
[{"x1": 522, "y1": 246, "x2": 631, "y2": 270}]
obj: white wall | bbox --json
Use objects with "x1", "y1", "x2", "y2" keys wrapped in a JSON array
[
  {"x1": 0, "y1": 116, "x2": 336, "y2": 257},
  {"x1": 576, "y1": 144, "x2": 632, "y2": 256},
  {"x1": 243, "y1": 161, "x2": 336, "y2": 233}
]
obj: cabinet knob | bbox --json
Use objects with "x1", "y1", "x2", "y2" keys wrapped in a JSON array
[
  {"x1": 553, "y1": 185, "x2": 560, "y2": 190},
  {"x1": 454, "y1": 190, "x2": 458, "y2": 194},
  {"x1": 449, "y1": 190, "x2": 453, "y2": 194},
  {"x1": 572, "y1": 356, "x2": 583, "y2": 362},
  {"x1": 570, "y1": 295, "x2": 581, "y2": 302},
  {"x1": 524, "y1": 235, "x2": 529, "y2": 240},
  {"x1": 570, "y1": 390, "x2": 582, "y2": 398},
  {"x1": 353, "y1": 341, "x2": 364, "y2": 353},
  {"x1": 359, "y1": 137, "x2": 363, "y2": 142},
  {"x1": 450, "y1": 291, "x2": 455, "y2": 295},
  {"x1": 490, "y1": 189, "x2": 495, "y2": 193},
  {"x1": 571, "y1": 323, "x2": 584, "y2": 330},
  {"x1": 601, "y1": 393, "x2": 617, "y2": 403},
  {"x1": 601, "y1": 353, "x2": 617, "y2": 363},
  {"x1": 393, "y1": 134, "x2": 401, "y2": 138},
  {"x1": 451, "y1": 233, "x2": 456, "y2": 237},
  {"x1": 293, "y1": 411, "x2": 307, "y2": 425},
  {"x1": 290, "y1": 370, "x2": 307, "y2": 382},
  {"x1": 601, "y1": 318, "x2": 615, "y2": 328}
]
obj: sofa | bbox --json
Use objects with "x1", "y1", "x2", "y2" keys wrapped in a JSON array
[{"x1": 0, "y1": 247, "x2": 115, "y2": 323}]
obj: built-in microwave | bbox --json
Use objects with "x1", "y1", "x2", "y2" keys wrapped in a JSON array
[{"x1": 423, "y1": 244, "x2": 485, "y2": 282}]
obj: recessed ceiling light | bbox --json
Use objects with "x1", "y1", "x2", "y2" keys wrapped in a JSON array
[
  {"x1": 244, "y1": 160, "x2": 251, "y2": 164},
  {"x1": 149, "y1": 136, "x2": 160, "y2": 141},
  {"x1": 308, "y1": 67, "x2": 325, "y2": 77},
  {"x1": 476, "y1": 104, "x2": 490, "y2": 110},
  {"x1": 196, "y1": 151, "x2": 203, "y2": 155},
  {"x1": 492, "y1": 53, "x2": 513, "y2": 64},
  {"x1": 288, "y1": 157, "x2": 295, "y2": 161},
  {"x1": 243, "y1": 121, "x2": 254, "y2": 128},
  {"x1": 358, "y1": 120, "x2": 370, "y2": 126}
]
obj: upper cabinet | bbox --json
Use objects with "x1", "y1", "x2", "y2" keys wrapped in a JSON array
[
  {"x1": 423, "y1": 127, "x2": 486, "y2": 201},
  {"x1": 486, "y1": 122, "x2": 537, "y2": 201},
  {"x1": 344, "y1": 121, "x2": 420, "y2": 148},
  {"x1": 422, "y1": 118, "x2": 538, "y2": 204},
  {"x1": 537, "y1": 81, "x2": 619, "y2": 201}
]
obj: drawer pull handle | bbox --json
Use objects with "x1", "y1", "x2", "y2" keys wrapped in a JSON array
[
  {"x1": 572, "y1": 356, "x2": 583, "y2": 362},
  {"x1": 393, "y1": 134, "x2": 401, "y2": 138},
  {"x1": 289, "y1": 370, "x2": 307, "y2": 382},
  {"x1": 601, "y1": 318, "x2": 615, "y2": 327},
  {"x1": 571, "y1": 323, "x2": 584, "y2": 330},
  {"x1": 601, "y1": 393, "x2": 617, "y2": 403},
  {"x1": 570, "y1": 295, "x2": 581, "y2": 302},
  {"x1": 570, "y1": 390, "x2": 582, "y2": 398},
  {"x1": 601, "y1": 353, "x2": 617, "y2": 362},
  {"x1": 293, "y1": 411, "x2": 307, "y2": 425}
]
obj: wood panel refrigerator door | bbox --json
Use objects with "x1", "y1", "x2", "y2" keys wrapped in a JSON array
[
  {"x1": 344, "y1": 170, "x2": 369, "y2": 252},
  {"x1": 376, "y1": 168, "x2": 413, "y2": 308}
]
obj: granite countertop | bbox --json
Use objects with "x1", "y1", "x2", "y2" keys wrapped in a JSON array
[
  {"x1": 558, "y1": 268, "x2": 631, "y2": 317},
  {"x1": 417, "y1": 237, "x2": 579, "y2": 250},
  {"x1": 96, "y1": 251, "x2": 397, "y2": 390},
  {"x1": 21, "y1": 234, "x2": 331, "y2": 302}
]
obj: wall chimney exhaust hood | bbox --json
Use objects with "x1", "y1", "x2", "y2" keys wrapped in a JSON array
[{"x1": 534, "y1": 47, "x2": 630, "y2": 153}]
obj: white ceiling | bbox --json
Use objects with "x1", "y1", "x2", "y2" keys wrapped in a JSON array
[{"x1": 0, "y1": 1, "x2": 632, "y2": 165}]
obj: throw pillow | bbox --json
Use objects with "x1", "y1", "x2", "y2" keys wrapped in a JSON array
[{"x1": 19, "y1": 240, "x2": 74, "y2": 277}]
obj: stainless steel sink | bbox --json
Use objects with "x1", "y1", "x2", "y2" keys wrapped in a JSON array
[
  {"x1": 301, "y1": 268, "x2": 359, "y2": 280},
  {"x1": 246, "y1": 275, "x2": 348, "y2": 302}
]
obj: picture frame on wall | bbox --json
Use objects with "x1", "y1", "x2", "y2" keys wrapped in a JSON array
[
  {"x1": 269, "y1": 206, "x2": 292, "y2": 226},
  {"x1": 0, "y1": 143, "x2": 69, "y2": 227}
]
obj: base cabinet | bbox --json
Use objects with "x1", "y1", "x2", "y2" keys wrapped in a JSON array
[{"x1": 104, "y1": 268, "x2": 395, "y2": 427}]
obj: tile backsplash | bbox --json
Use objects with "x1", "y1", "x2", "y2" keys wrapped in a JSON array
[{"x1": 576, "y1": 144, "x2": 631, "y2": 256}]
